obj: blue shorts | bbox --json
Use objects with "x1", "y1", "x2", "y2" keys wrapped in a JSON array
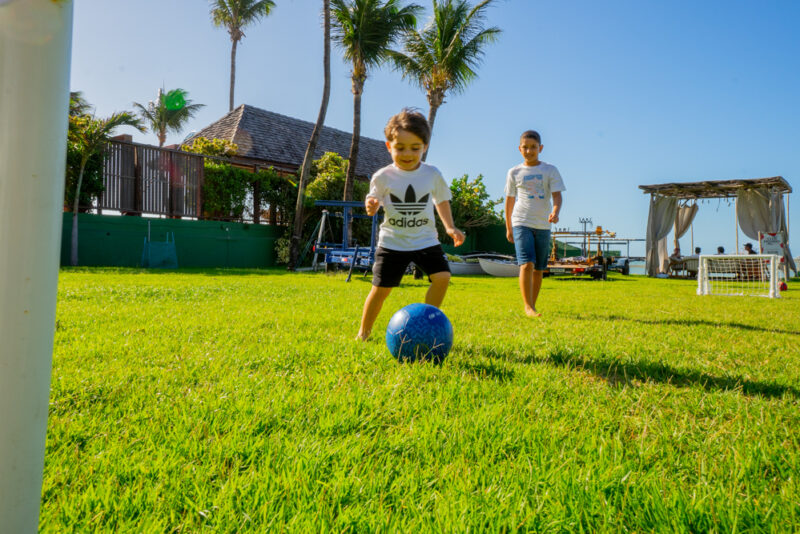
[{"x1": 513, "y1": 226, "x2": 551, "y2": 271}]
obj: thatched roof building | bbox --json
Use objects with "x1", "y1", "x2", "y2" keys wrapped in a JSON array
[{"x1": 189, "y1": 105, "x2": 391, "y2": 179}]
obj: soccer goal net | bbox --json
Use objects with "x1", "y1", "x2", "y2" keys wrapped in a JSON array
[{"x1": 697, "y1": 254, "x2": 781, "y2": 298}]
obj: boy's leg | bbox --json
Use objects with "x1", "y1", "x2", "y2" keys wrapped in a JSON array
[
  {"x1": 425, "y1": 271, "x2": 451, "y2": 307},
  {"x1": 513, "y1": 226, "x2": 541, "y2": 316},
  {"x1": 518, "y1": 263, "x2": 540, "y2": 317},
  {"x1": 357, "y1": 285, "x2": 392, "y2": 340},
  {"x1": 357, "y1": 246, "x2": 409, "y2": 340},
  {"x1": 530, "y1": 269, "x2": 544, "y2": 314},
  {"x1": 529, "y1": 228, "x2": 551, "y2": 315},
  {"x1": 412, "y1": 245, "x2": 452, "y2": 308}
]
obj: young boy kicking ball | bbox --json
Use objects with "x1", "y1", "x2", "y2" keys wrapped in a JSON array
[
  {"x1": 356, "y1": 109, "x2": 465, "y2": 340},
  {"x1": 505, "y1": 130, "x2": 566, "y2": 317}
]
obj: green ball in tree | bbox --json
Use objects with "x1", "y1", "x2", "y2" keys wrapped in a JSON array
[{"x1": 164, "y1": 90, "x2": 186, "y2": 111}]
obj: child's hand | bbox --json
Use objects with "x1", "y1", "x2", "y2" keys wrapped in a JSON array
[
  {"x1": 365, "y1": 197, "x2": 380, "y2": 216},
  {"x1": 548, "y1": 211, "x2": 559, "y2": 224},
  {"x1": 447, "y1": 227, "x2": 465, "y2": 247},
  {"x1": 506, "y1": 229, "x2": 514, "y2": 243}
]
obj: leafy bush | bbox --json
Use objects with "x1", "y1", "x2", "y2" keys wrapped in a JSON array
[
  {"x1": 305, "y1": 152, "x2": 368, "y2": 203},
  {"x1": 202, "y1": 163, "x2": 252, "y2": 220},
  {"x1": 202, "y1": 163, "x2": 295, "y2": 222},
  {"x1": 437, "y1": 174, "x2": 502, "y2": 242},
  {"x1": 65, "y1": 117, "x2": 105, "y2": 211},
  {"x1": 181, "y1": 137, "x2": 238, "y2": 158},
  {"x1": 258, "y1": 171, "x2": 297, "y2": 225}
]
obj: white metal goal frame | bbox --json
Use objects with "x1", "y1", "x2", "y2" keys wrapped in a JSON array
[{"x1": 697, "y1": 254, "x2": 782, "y2": 298}]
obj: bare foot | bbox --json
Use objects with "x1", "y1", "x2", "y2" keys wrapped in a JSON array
[
  {"x1": 524, "y1": 307, "x2": 542, "y2": 318},
  {"x1": 355, "y1": 330, "x2": 371, "y2": 341}
]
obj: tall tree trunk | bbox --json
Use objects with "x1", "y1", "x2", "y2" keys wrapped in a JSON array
[
  {"x1": 70, "y1": 159, "x2": 87, "y2": 266},
  {"x1": 288, "y1": 0, "x2": 331, "y2": 271},
  {"x1": 343, "y1": 76, "x2": 363, "y2": 204},
  {"x1": 343, "y1": 77, "x2": 363, "y2": 247},
  {"x1": 229, "y1": 38, "x2": 238, "y2": 112},
  {"x1": 423, "y1": 95, "x2": 443, "y2": 162}
]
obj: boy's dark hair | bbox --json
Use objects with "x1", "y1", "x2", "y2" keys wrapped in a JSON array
[
  {"x1": 385, "y1": 108, "x2": 430, "y2": 145},
  {"x1": 520, "y1": 130, "x2": 541, "y2": 144}
]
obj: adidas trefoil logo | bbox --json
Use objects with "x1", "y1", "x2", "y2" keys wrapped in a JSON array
[{"x1": 390, "y1": 185, "x2": 429, "y2": 216}]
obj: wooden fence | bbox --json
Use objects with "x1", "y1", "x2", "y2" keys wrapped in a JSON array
[{"x1": 98, "y1": 140, "x2": 204, "y2": 218}]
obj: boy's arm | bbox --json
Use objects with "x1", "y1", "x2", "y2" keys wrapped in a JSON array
[
  {"x1": 505, "y1": 196, "x2": 515, "y2": 243},
  {"x1": 365, "y1": 197, "x2": 380, "y2": 216},
  {"x1": 365, "y1": 176, "x2": 382, "y2": 216},
  {"x1": 548, "y1": 192, "x2": 562, "y2": 224},
  {"x1": 435, "y1": 200, "x2": 465, "y2": 247}
]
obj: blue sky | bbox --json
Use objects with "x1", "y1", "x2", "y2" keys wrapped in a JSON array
[{"x1": 71, "y1": 0, "x2": 800, "y2": 258}]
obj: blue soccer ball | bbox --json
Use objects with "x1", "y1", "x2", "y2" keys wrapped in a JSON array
[{"x1": 385, "y1": 303, "x2": 453, "y2": 363}]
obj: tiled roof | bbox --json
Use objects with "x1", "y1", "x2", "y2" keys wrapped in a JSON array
[{"x1": 191, "y1": 105, "x2": 391, "y2": 178}]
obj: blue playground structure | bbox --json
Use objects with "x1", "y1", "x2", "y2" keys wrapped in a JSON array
[{"x1": 311, "y1": 200, "x2": 381, "y2": 276}]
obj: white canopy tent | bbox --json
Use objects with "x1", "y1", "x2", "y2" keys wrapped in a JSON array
[{"x1": 639, "y1": 177, "x2": 794, "y2": 277}]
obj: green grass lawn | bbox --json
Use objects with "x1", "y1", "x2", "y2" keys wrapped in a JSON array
[{"x1": 43, "y1": 268, "x2": 800, "y2": 532}]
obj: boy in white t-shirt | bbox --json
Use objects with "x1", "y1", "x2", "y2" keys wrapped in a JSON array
[
  {"x1": 504, "y1": 130, "x2": 565, "y2": 317},
  {"x1": 356, "y1": 109, "x2": 465, "y2": 340}
]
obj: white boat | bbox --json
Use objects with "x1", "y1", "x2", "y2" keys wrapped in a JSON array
[
  {"x1": 449, "y1": 253, "x2": 515, "y2": 275},
  {"x1": 478, "y1": 257, "x2": 520, "y2": 277},
  {"x1": 448, "y1": 260, "x2": 484, "y2": 275}
]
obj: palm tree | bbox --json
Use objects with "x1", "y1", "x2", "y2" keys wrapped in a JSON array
[
  {"x1": 211, "y1": 0, "x2": 276, "y2": 111},
  {"x1": 69, "y1": 112, "x2": 144, "y2": 265},
  {"x1": 69, "y1": 91, "x2": 91, "y2": 116},
  {"x1": 389, "y1": 0, "x2": 500, "y2": 159},
  {"x1": 133, "y1": 88, "x2": 204, "y2": 147},
  {"x1": 289, "y1": 0, "x2": 332, "y2": 271},
  {"x1": 331, "y1": 0, "x2": 421, "y2": 203}
]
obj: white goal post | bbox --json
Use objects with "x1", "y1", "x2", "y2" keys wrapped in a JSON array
[
  {"x1": 1, "y1": 1, "x2": 73, "y2": 532},
  {"x1": 697, "y1": 254, "x2": 781, "y2": 298}
]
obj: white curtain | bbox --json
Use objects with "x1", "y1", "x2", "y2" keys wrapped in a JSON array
[
  {"x1": 646, "y1": 195, "x2": 678, "y2": 276},
  {"x1": 673, "y1": 202, "x2": 699, "y2": 249},
  {"x1": 737, "y1": 188, "x2": 796, "y2": 273}
]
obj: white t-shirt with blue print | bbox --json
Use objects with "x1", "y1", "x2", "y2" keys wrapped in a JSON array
[{"x1": 504, "y1": 161, "x2": 566, "y2": 230}]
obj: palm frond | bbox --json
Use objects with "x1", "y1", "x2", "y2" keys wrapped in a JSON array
[
  {"x1": 331, "y1": 0, "x2": 423, "y2": 75},
  {"x1": 210, "y1": 0, "x2": 275, "y2": 40},
  {"x1": 394, "y1": 0, "x2": 501, "y2": 99},
  {"x1": 133, "y1": 88, "x2": 205, "y2": 141}
]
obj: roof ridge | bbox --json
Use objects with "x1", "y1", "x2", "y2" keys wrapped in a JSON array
[
  {"x1": 230, "y1": 105, "x2": 246, "y2": 144},
  {"x1": 240, "y1": 104, "x2": 380, "y2": 143}
]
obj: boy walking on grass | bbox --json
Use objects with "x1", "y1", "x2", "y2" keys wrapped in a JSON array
[
  {"x1": 505, "y1": 130, "x2": 565, "y2": 317},
  {"x1": 356, "y1": 109, "x2": 465, "y2": 340}
]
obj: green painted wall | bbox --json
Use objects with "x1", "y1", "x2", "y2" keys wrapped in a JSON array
[
  {"x1": 61, "y1": 213, "x2": 283, "y2": 268},
  {"x1": 62, "y1": 216, "x2": 602, "y2": 269}
]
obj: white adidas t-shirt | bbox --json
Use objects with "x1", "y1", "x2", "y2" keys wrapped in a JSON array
[
  {"x1": 504, "y1": 161, "x2": 566, "y2": 229},
  {"x1": 367, "y1": 162, "x2": 452, "y2": 251}
]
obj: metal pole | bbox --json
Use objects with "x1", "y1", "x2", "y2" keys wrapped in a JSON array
[
  {"x1": 734, "y1": 197, "x2": 739, "y2": 253},
  {"x1": 0, "y1": 1, "x2": 73, "y2": 532},
  {"x1": 312, "y1": 210, "x2": 328, "y2": 271}
]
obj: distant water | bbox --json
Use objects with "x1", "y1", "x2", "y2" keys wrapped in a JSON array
[{"x1": 629, "y1": 261, "x2": 646, "y2": 276}]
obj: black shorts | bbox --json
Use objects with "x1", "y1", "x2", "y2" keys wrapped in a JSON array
[{"x1": 372, "y1": 245, "x2": 450, "y2": 287}]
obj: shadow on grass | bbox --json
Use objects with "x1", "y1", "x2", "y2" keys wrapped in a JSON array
[
  {"x1": 487, "y1": 347, "x2": 799, "y2": 399},
  {"x1": 560, "y1": 312, "x2": 800, "y2": 337}
]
